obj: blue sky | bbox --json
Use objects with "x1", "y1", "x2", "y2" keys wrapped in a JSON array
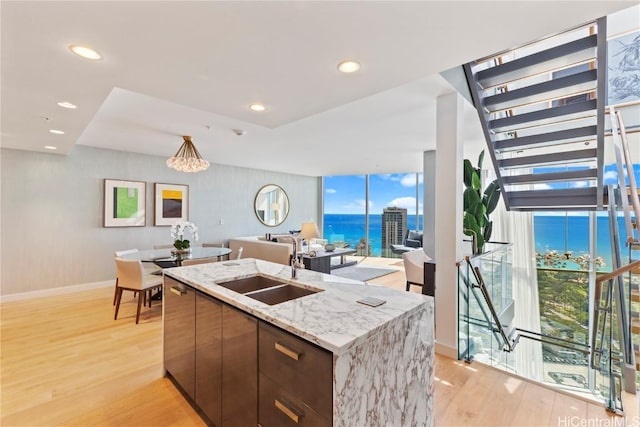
[
  {"x1": 324, "y1": 173, "x2": 423, "y2": 215},
  {"x1": 531, "y1": 163, "x2": 640, "y2": 190}
]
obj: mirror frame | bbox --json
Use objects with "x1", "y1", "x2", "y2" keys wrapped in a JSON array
[{"x1": 254, "y1": 184, "x2": 290, "y2": 227}]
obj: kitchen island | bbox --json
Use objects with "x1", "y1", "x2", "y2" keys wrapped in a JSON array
[{"x1": 163, "y1": 258, "x2": 434, "y2": 427}]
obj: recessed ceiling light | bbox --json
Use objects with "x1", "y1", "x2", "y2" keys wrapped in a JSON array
[
  {"x1": 57, "y1": 101, "x2": 77, "y2": 109},
  {"x1": 49, "y1": 129, "x2": 65, "y2": 135},
  {"x1": 338, "y1": 60, "x2": 360, "y2": 73},
  {"x1": 249, "y1": 103, "x2": 266, "y2": 112},
  {"x1": 69, "y1": 45, "x2": 102, "y2": 60},
  {"x1": 44, "y1": 146, "x2": 57, "y2": 150}
]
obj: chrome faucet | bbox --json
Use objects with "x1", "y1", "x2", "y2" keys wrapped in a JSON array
[{"x1": 291, "y1": 238, "x2": 301, "y2": 279}]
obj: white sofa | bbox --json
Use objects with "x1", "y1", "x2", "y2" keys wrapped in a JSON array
[{"x1": 227, "y1": 236, "x2": 294, "y2": 265}]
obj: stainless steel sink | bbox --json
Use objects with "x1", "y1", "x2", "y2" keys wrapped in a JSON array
[
  {"x1": 216, "y1": 275, "x2": 322, "y2": 305},
  {"x1": 217, "y1": 276, "x2": 284, "y2": 294},
  {"x1": 244, "y1": 285, "x2": 320, "y2": 305}
]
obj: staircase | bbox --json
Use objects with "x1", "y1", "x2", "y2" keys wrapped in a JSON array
[{"x1": 464, "y1": 18, "x2": 607, "y2": 211}]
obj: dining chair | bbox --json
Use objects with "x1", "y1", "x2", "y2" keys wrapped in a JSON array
[
  {"x1": 402, "y1": 249, "x2": 432, "y2": 292},
  {"x1": 203, "y1": 242, "x2": 229, "y2": 261},
  {"x1": 181, "y1": 257, "x2": 218, "y2": 266},
  {"x1": 113, "y1": 249, "x2": 138, "y2": 305},
  {"x1": 113, "y1": 249, "x2": 161, "y2": 305},
  {"x1": 114, "y1": 257, "x2": 163, "y2": 324}
]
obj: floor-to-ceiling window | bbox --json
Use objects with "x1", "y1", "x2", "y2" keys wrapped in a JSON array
[
  {"x1": 532, "y1": 154, "x2": 639, "y2": 394},
  {"x1": 535, "y1": 211, "x2": 595, "y2": 391},
  {"x1": 323, "y1": 173, "x2": 423, "y2": 257},
  {"x1": 323, "y1": 175, "x2": 367, "y2": 253}
]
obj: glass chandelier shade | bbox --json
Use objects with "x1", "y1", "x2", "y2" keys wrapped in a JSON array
[{"x1": 166, "y1": 135, "x2": 210, "y2": 173}]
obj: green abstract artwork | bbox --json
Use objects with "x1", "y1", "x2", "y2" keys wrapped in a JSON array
[{"x1": 113, "y1": 187, "x2": 139, "y2": 218}]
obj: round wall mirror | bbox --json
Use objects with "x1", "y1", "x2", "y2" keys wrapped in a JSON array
[{"x1": 254, "y1": 184, "x2": 289, "y2": 227}]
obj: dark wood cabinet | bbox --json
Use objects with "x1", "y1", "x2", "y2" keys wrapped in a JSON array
[
  {"x1": 222, "y1": 306, "x2": 258, "y2": 426},
  {"x1": 258, "y1": 373, "x2": 331, "y2": 427},
  {"x1": 195, "y1": 293, "x2": 223, "y2": 426},
  {"x1": 164, "y1": 277, "x2": 196, "y2": 400},
  {"x1": 164, "y1": 277, "x2": 258, "y2": 426},
  {"x1": 258, "y1": 322, "x2": 333, "y2": 426},
  {"x1": 164, "y1": 277, "x2": 332, "y2": 427}
]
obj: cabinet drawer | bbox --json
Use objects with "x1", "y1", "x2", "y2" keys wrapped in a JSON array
[
  {"x1": 258, "y1": 322, "x2": 332, "y2": 419},
  {"x1": 259, "y1": 373, "x2": 331, "y2": 427}
]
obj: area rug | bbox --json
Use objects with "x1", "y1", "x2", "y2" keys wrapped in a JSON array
[{"x1": 330, "y1": 265, "x2": 397, "y2": 282}]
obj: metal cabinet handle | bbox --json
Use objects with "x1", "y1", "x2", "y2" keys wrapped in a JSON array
[
  {"x1": 170, "y1": 286, "x2": 186, "y2": 296},
  {"x1": 275, "y1": 342, "x2": 300, "y2": 361},
  {"x1": 274, "y1": 399, "x2": 301, "y2": 424}
]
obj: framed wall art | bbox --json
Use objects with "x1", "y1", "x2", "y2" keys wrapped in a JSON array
[
  {"x1": 155, "y1": 183, "x2": 189, "y2": 226},
  {"x1": 103, "y1": 179, "x2": 146, "y2": 227},
  {"x1": 608, "y1": 30, "x2": 640, "y2": 106}
]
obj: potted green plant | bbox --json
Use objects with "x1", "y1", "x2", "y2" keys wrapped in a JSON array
[
  {"x1": 171, "y1": 220, "x2": 199, "y2": 254},
  {"x1": 463, "y1": 150, "x2": 501, "y2": 255}
]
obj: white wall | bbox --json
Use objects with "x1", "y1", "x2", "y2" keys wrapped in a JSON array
[{"x1": 0, "y1": 146, "x2": 319, "y2": 296}]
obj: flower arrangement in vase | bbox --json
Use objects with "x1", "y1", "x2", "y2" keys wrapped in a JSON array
[{"x1": 171, "y1": 220, "x2": 199, "y2": 255}]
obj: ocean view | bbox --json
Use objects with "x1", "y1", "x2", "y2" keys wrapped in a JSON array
[{"x1": 323, "y1": 213, "x2": 629, "y2": 270}]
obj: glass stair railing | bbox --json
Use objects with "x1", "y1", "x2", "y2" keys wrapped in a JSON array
[
  {"x1": 458, "y1": 243, "x2": 517, "y2": 366},
  {"x1": 590, "y1": 254, "x2": 640, "y2": 413},
  {"x1": 459, "y1": 236, "x2": 637, "y2": 414}
]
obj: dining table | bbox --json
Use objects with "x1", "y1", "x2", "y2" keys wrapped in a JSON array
[
  {"x1": 120, "y1": 246, "x2": 233, "y2": 267},
  {"x1": 120, "y1": 246, "x2": 233, "y2": 300}
]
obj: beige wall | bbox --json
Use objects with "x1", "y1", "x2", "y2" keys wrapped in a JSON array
[{"x1": 0, "y1": 146, "x2": 319, "y2": 296}]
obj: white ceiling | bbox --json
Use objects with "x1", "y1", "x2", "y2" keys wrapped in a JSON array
[{"x1": 1, "y1": 1, "x2": 637, "y2": 176}]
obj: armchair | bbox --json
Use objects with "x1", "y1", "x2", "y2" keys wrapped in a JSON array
[
  {"x1": 390, "y1": 230, "x2": 423, "y2": 254},
  {"x1": 402, "y1": 249, "x2": 432, "y2": 292}
]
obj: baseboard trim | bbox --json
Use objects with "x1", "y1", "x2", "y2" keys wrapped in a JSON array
[
  {"x1": 1, "y1": 280, "x2": 113, "y2": 303},
  {"x1": 435, "y1": 341, "x2": 458, "y2": 359}
]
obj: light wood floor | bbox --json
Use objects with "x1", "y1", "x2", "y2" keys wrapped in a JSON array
[{"x1": 1, "y1": 261, "x2": 637, "y2": 427}]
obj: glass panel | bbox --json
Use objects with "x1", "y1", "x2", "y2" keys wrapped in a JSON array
[
  {"x1": 368, "y1": 173, "x2": 423, "y2": 258},
  {"x1": 323, "y1": 175, "x2": 366, "y2": 252},
  {"x1": 537, "y1": 269, "x2": 591, "y2": 390},
  {"x1": 535, "y1": 213, "x2": 594, "y2": 270},
  {"x1": 324, "y1": 173, "x2": 423, "y2": 259},
  {"x1": 458, "y1": 243, "x2": 513, "y2": 365}
]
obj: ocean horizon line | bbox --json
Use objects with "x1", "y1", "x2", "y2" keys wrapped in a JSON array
[{"x1": 323, "y1": 213, "x2": 626, "y2": 270}]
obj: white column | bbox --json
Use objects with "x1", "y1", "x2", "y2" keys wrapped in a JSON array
[
  {"x1": 423, "y1": 152, "x2": 436, "y2": 259},
  {"x1": 425, "y1": 92, "x2": 464, "y2": 358}
]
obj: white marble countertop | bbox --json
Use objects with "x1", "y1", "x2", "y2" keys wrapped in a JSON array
[{"x1": 163, "y1": 258, "x2": 431, "y2": 355}]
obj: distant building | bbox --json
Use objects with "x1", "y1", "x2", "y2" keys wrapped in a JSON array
[{"x1": 381, "y1": 207, "x2": 407, "y2": 258}]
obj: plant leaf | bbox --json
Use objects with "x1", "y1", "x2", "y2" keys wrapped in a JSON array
[
  {"x1": 472, "y1": 170, "x2": 481, "y2": 190},
  {"x1": 463, "y1": 214, "x2": 479, "y2": 236},
  {"x1": 464, "y1": 187, "x2": 481, "y2": 211},
  {"x1": 478, "y1": 150, "x2": 485, "y2": 170},
  {"x1": 473, "y1": 202, "x2": 486, "y2": 227},
  {"x1": 483, "y1": 180, "x2": 501, "y2": 214},
  {"x1": 463, "y1": 159, "x2": 474, "y2": 188},
  {"x1": 483, "y1": 221, "x2": 493, "y2": 242}
]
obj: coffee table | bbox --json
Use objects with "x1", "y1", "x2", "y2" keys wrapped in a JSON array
[{"x1": 302, "y1": 247, "x2": 357, "y2": 274}]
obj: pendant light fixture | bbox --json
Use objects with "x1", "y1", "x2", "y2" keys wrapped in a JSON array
[{"x1": 166, "y1": 135, "x2": 210, "y2": 173}]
